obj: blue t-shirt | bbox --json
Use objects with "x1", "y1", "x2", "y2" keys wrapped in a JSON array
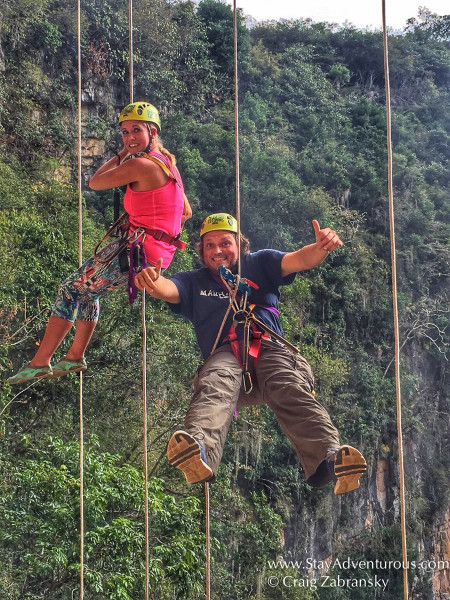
[{"x1": 168, "y1": 249, "x2": 296, "y2": 359}]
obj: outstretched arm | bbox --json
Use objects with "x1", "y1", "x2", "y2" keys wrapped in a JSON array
[
  {"x1": 281, "y1": 220, "x2": 343, "y2": 277},
  {"x1": 135, "y1": 259, "x2": 180, "y2": 303}
]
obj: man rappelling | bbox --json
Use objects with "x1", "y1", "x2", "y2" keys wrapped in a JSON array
[{"x1": 136, "y1": 213, "x2": 366, "y2": 495}]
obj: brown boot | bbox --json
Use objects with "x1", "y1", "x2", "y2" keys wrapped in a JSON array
[
  {"x1": 167, "y1": 430, "x2": 213, "y2": 484},
  {"x1": 334, "y1": 445, "x2": 367, "y2": 495}
]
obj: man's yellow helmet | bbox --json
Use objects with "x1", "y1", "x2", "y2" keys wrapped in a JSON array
[
  {"x1": 200, "y1": 213, "x2": 238, "y2": 237},
  {"x1": 118, "y1": 102, "x2": 161, "y2": 132}
]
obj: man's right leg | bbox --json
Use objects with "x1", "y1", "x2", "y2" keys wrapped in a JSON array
[{"x1": 167, "y1": 345, "x2": 242, "y2": 483}]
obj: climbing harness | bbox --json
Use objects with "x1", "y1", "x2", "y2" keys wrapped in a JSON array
[
  {"x1": 122, "y1": 151, "x2": 179, "y2": 184},
  {"x1": 93, "y1": 213, "x2": 140, "y2": 266},
  {"x1": 217, "y1": 265, "x2": 301, "y2": 394},
  {"x1": 127, "y1": 237, "x2": 148, "y2": 303}
]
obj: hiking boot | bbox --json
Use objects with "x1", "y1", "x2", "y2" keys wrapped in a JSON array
[
  {"x1": 167, "y1": 430, "x2": 213, "y2": 484},
  {"x1": 333, "y1": 445, "x2": 367, "y2": 495}
]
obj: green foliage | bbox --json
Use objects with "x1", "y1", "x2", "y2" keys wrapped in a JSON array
[
  {"x1": 211, "y1": 468, "x2": 285, "y2": 598},
  {"x1": 0, "y1": 4, "x2": 449, "y2": 600},
  {"x1": 197, "y1": 0, "x2": 251, "y2": 81},
  {"x1": 0, "y1": 435, "x2": 205, "y2": 599}
]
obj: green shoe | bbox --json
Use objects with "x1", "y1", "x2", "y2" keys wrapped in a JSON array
[
  {"x1": 7, "y1": 363, "x2": 53, "y2": 385},
  {"x1": 50, "y1": 358, "x2": 87, "y2": 378}
]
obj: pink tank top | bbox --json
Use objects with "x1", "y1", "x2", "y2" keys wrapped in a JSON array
[{"x1": 123, "y1": 152, "x2": 185, "y2": 268}]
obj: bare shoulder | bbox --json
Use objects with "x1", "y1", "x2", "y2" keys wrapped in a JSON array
[{"x1": 129, "y1": 156, "x2": 170, "y2": 188}]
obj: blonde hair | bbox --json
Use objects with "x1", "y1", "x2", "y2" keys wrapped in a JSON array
[{"x1": 153, "y1": 135, "x2": 176, "y2": 167}]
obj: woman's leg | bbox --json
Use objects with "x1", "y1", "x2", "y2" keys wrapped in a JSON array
[
  {"x1": 64, "y1": 319, "x2": 97, "y2": 361},
  {"x1": 30, "y1": 241, "x2": 126, "y2": 366},
  {"x1": 61, "y1": 244, "x2": 127, "y2": 360},
  {"x1": 29, "y1": 316, "x2": 74, "y2": 367}
]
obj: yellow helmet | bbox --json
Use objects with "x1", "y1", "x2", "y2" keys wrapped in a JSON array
[
  {"x1": 118, "y1": 102, "x2": 161, "y2": 132},
  {"x1": 200, "y1": 213, "x2": 238, "y2": 237}
]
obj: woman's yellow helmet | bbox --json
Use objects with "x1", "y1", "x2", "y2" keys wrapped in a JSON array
[{"x1": 118, "y1": 102, "x2": 161, "y2": 132}]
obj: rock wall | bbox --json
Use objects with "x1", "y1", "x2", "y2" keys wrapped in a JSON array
[{"x1": 433, "y1": 513, "x2": 450, "y2": 599}]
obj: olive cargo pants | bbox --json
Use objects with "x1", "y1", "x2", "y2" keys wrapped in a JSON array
[{"x1": 184, "y1": 338, "x2": 340, "y2": 484}]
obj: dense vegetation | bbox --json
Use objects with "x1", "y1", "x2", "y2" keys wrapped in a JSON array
[{"x1": 0, "y1": 1, "x2": 449, "y2": 598}]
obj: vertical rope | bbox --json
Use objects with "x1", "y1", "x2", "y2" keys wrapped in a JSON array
[
  {"x1": 142, "y1": 291, "x2": 149, "y2": 600},
  {"x1": 233, "y1": 0, "x2": 241, "y2": 276},
  {"x1": 127, "y1": 1, "x2": 149, "y2": 597},
  {"x1": 76, "y1": 0, "x2": 84, "y2": 598},
  {"x1": 381, "y1": 3, "x2": 408, "y2": 599},
  {"x1": 205, "y1": 482, "x2": 211, "y2": 600},
  {"x1": 201, "y1": 3, "x2": 243, "y2": 595},
  {"x1": 128, "y1": 0, "x2": 134, "y2": 102}
]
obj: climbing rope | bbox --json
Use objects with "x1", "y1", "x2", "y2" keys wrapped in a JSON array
[
  {"x1": 381, "y1": 2, "x2": 408, "y2": 599},
  {"x1": 233, "y1": 0, "x2": 241, "y2": 275},
  {"x1": 208, "y1": 0, "x2": 243, "y2": 359},
  {"x1": 76, "y1": 0, "x2": 85, "y2": 598},
  {"x1": 205, "y1": 481, "x2": 211, "y2": 599},
  {"x1": 125, "y1": 1, "x2": 151, "y2": 596},
  {"x1": 142, "y1": 287, "x2": 150, "y2": 600},
  {"x1": 128, "y1": 0, "x2": 134, "y2": 101},
  {"x1": 75, "y1": 2, "x2": 149, "y2": 597},
  {"x1": 204, "y1": 2, "x2": 242, "y2": 595}
]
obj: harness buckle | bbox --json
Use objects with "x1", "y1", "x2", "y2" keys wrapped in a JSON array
[
  {"x1": 129, "y1": 228, "x2": 146, "y2": 242},
  {"x1": 242, "y1": 370, "x2": 253, "y2": 394},
  {"x1": 233, "y1": 310, "x2": 247, "y2": 323}
]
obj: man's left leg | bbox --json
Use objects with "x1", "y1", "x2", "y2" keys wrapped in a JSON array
[{"x1": 255, "y1": 339, "x2": 366, "y2": 494}]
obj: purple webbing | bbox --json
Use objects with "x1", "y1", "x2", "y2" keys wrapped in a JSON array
[{"x1": 127, "y1": 240, "x2": 148, "y2": 304}]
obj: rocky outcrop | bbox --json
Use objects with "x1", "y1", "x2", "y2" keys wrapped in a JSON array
[
  {"x1": 0, "y1": 43, "x2": 5, "y2": 72},
  {"x1": 82, "y1": 137, "x2": 105, "y2": 167},
  {"x1": 433, "y1": 512, "x2": 450, "y2": 599}
]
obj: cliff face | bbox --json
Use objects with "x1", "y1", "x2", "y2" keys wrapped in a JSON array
[
  {"x1": 278, "y1": 339, "x2": 449, "y2": 599},
  {"x1": 433, "y1": 513, "x2": 450, "y2": 600}
]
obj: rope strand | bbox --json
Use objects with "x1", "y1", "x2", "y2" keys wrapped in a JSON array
[
  {"x1": 142, "y1": 293, "x2": 150, "y2": 600},
  {"x1": 127, "y1": 1, "x2": 150, "y2": 596},
  {"x1": 233, "y1": 0, "x2": 241, "y2": 276},
  {"x1": 128, "y1": 0, "x2": 134, "y2": 104},
  {"x1": 382, "y1": 3, "x2": 408, "y2": 599},
  {"x1": 76, "y1": 0, "x2": 85, "y2": 597},
  {"x1": 205, "y1": 482, "x2": 211, "y2": 600}
]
